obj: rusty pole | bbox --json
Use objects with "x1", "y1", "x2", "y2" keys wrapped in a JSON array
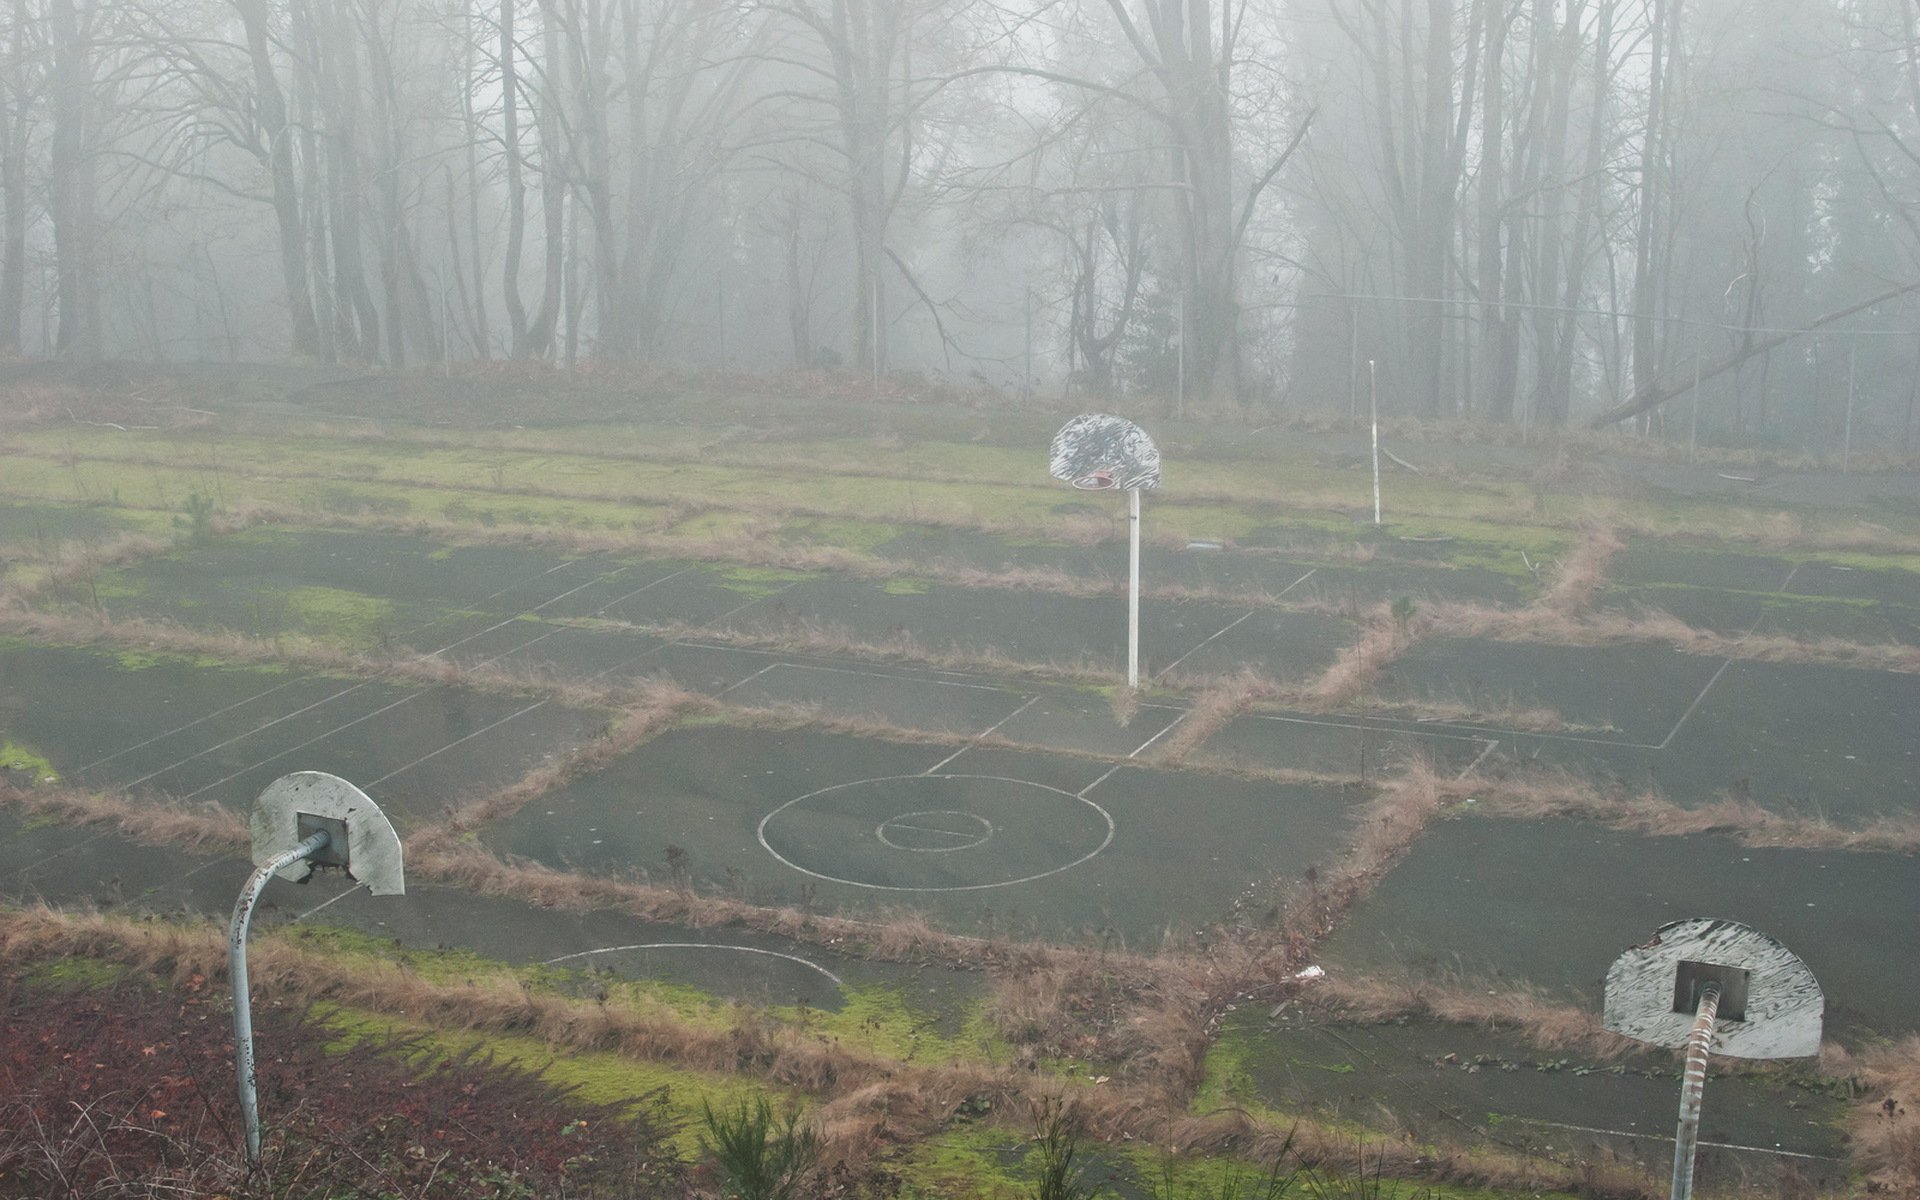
[
  {"x1": 1670, "y1": 981, "x2": 1721, "y2": 1200},
  {"x1": 229, "y1": 829, "x2": 329, "y2": 1168}
]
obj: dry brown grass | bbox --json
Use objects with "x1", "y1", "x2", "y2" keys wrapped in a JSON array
[
  {"x1": 1844, "y1": 1037, "x2": 1920, "y2": 1195},
  {"x1": 645, "y1": 615, "x2": 1123, "y2": 687},
  {"x1": 0, "y1": 608, "x2": 652, "y2": 711},
  {"x1": 1474, "y1": 764, "x2": 1920, "y2": 851},
  {"x1": 0, "y1": 531, "x2": 174, "y2": 609},
  {"x1": 1153, "y1": 669, "x2": 1280, "y2": 764},
  {"x1": 1425, "y1": 594, "x2": 1920, "y2": 674},
  {"x1": 0, "y1": 781, "x2": 247, "y2": 853},
  {"x1": 1537, "y1": 521, "x2": 1624, "y2": 617},
  {"x1": 1303, "y1": 607, "x2": 1419, "y2": 708},
  {"x1": 1303, "y1": 973, "x2": 1641, "y2": 1059},
  {"x1": 7, "y1": 902, "x2": 1645, "y2": 1195},
  {"x1": 409, "y1": 679, "x2": 705, "y2": 847}
]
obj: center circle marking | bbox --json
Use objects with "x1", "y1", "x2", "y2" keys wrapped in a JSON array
[
  {"x1": 757, "y1": 773, "x2": 1115, "y2": 892},
  {"x1": 874, "y1": 809, "x2": 994, "y2": 853}
]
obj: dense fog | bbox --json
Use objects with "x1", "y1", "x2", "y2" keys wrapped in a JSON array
[{"x1": 7, "y1": 0, "x2": 1919, "y2": 445}]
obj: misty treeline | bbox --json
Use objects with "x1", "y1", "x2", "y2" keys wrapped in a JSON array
[{"x1": 4, "y1": 0, "x2": 1918, "y2": 443}]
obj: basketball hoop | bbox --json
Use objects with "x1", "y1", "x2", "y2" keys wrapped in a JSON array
[
  {"x1": 1047, "y1": 414, "x2": 1163, "y2": 690},
  {"x1": 1047, "y1": 414, "x2": 1161, "y2": 492}
]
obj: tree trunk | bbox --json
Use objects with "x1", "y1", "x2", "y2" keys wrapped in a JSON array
[
  {"x1": 0, "y1": 0, "x2": 31, "y2": 352},
  {"x1": 233, "y1": 0, "x2": 320, "y2": 358},
  {"x1": 501, "y1": 0, "x2": 530, "y2": 353},
  {"x1": 48, "y1": 0, "x2": 101, "y2": 358}
]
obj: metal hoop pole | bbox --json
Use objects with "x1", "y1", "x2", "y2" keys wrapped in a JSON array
[
  {"x1": 1369, "y1": 360, "x2": 1382, "y2": 526},
  {"x1": 230, "y1": 829, "x2": 329, "y2": 1168},
  {"x1": 1127, "y1": 487, "x2": 1141, "y2": 688},
  {"x1": 1670, "y1": 982, "x2": 1721, "y2": 1200}
]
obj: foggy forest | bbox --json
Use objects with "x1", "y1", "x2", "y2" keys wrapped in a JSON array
[{"x1": 4, "y1": 0, "x2": 1919, "y2": 448}]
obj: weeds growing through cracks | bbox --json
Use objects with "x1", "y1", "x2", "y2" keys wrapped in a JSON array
[
  {"x1": 1150, "y1": 1129, "x2": 1302, "y2": 1200},
  {"x1": 1027, "y1": 1098, "x2": 1106, "y2": 1200}
]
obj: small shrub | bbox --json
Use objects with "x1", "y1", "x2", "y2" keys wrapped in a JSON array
[
  {"x1": 698, "y1": 1098, "x2": 821, "y2": 1200},
  {"x1": 175, "y1": 490, "x2": 216, "y2": 545}
]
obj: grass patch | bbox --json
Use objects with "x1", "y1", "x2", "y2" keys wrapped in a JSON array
[
  {"x1": 315, "y1": 1003, "x2": 778, "y2": 1157},
  {"x1": 0, "y1": 737, "x2": 59, "y2": 783}
]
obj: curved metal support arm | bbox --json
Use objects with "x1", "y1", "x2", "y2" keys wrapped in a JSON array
[
  {"x1": 1670, "y1": 982, "x2": 1721, "y2": 1200},
  {"x1": 230, "y1": 829, "x2": 328, "y2": 1168}
]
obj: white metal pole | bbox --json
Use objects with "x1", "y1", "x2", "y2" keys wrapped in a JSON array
[
  {"x1": 1670, "y1": 983, "x2": 1721, "y2": 1200},
  {"x1": 1127, "y1": 487, "x2": 1141, "y2": 689},
  {"x1": 1844, "y1": 344, "x2": 1856, "y2": 473},
  {"x1": 1369, "y1": 359, "x2": 1382, "y2": 526}
]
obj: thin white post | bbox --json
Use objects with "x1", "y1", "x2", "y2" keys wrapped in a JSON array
[
  {"x1": 1127, "y1": 487, "x2": 1141, "y2": 689},
  {"x1": 1670, "y1": 983, "x2": 1721, "y2": 1200},
  {"x1": 1369, "y1": 359, "x2": 1382, "y2": 526},
  {"x1": 871, "y1": 276, "x2": 880, "y2": 392},
  {"x1": 1689, "y1": 335, "x2": 1702, "y2": 465},
  {"x1": 440, "y1": 271, "x2": 450, "y2": 378},
  {"x1": 1843, "y1": 344, "x2": 1856, "y2": 473}
]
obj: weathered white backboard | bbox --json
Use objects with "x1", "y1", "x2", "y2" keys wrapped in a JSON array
[
  {"x1": 249, "y1": 771, "x2": 405, "y2": 896},
  {"x1": 1049, "y1": 414, "x2": 1161, "y2": 491},
  {"x1": 1603, "y1": 917, "x2": 1822, "y2": 1059}
]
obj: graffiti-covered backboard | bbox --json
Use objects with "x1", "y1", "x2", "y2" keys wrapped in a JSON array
[
  {"x1": 1603, "y1": 918, "x2": 1822, "y2": 1059},
  {"x1": 1048, "y1": 414, "x2": 1161, "y2": 491}
]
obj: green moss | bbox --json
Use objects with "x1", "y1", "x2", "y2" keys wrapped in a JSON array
[
  {"x1": 770, "y1": 984, "x2": 1002, "y2": 1066},
  {"x1": 278, "y1": 585, "x2": 397, "y2": 647},
  {"x1": 102, "y1": 645, "x2": 290, "y2": 675},
  {"x1": 1193, "y1": 1024, "x2": 1294, "y2": 1128},
  {"x1": 893, "y1": 1124, "x2": 1030, "y2": 1197},
  {"x1": 777, "y1": 516, "x2": 902, "y2": 555},
  {"x1": 0, "y1": 738, "x2": 59, "y2": 783},
  {"x1": 881, "y1": 577, "x2": 931, "y2": 596},
  {"x1": 314, "y1": 1004, "x2": 780, "y2": 1156},
  {"x1": 666, "y1": 509, "x2": 760, "y2": 540},
  {"x1": 20, "y1": 956, "x2": 133, "y2": 990},
  {"x1": 717, "y1": 564, "x2": 820, "y2": 598}
]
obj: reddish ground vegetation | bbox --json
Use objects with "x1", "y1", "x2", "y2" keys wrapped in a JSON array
[{"x1": 0, "y1": 965, "x2": 685, "y2": 1199}]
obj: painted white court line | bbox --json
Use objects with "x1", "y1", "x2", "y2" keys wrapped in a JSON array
[
  {"x1": 714, "y1": 662, "x2": 784, "y2": 698},
  {"x1": 79, "y1": 556, "x2": 595, "y2": 774},
  {"x1": 746, "y1": 660, "x2": 1011, "y2": 693},
  {"x1": 922, "y1": 695, "x2": 1040, "y2": 774},
  {"x1": 441, "y1": 560, "x2": 698, "y2": 664},
  {"x1": 1125, "y1": 713, "x2": 1185, "y2": 759},
  {"x1": 101, "y1": 558, "x2": 625, "y2": 790},
  {"x1": 294, "y1": 880, "x2": 367, "y2": 922},
  {"x1": 1499, "y1": 1116, "x2": 1839, "y2": 1163},
  {"x1": 543, "y1": 943, "x2": 845, "y2": 989},
  {"x1": 367, "y1": 698, "x2": 553, "y2": 788},
  {"x1": 1153, "y1": 567, "x2": 1319, "y2": 680},
  {"x1": 1456, "y1": 738, "x2": 1501, "y2": 778},
  {"x1": 1238, "y1": 711, "x2": 1490, "y2": 743},
  {"x1": 1655, "y1": 563, "x2": 1801, "y2": 752}
]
